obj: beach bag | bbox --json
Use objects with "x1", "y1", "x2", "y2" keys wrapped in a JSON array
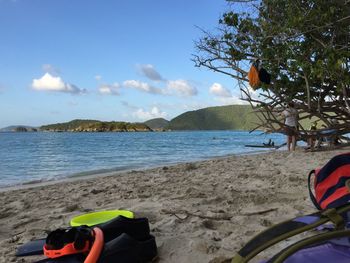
[
  {"x1": 248, "y1": 64, "x2": 261, "y2": 89},
  {"x1": 308, "y1": 152, "x2": 350, "y2": 210},
  {"x1": 263, "y1": 240, "x2": 350, "y2": 263},
  {"x1": 248, "y1": 61, "x2": 271, "y2": 89},
  {"x1": 231, "y1": 203, "x2": 350, "y2": 263},
  {"x1": 258, "y1": 68, "x2": 271, "y2": 84}
]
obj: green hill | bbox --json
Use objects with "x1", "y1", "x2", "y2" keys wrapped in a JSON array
[
  {"x1": 168, "y1": 105, "x2": 260, "y2": 130},
  {"x1": 40, "y1": 119, "x2": 152, "y2": 132},
  {"x1": 0, "y1": 125, "x2": 38, "y2": 132},
  {"x1": 144, "y1": 118, "x2": 169, "y2": 130}
]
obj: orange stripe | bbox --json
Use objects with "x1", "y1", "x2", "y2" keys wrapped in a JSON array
[
  {"x1": 321, "y1": 187, "x2": 350, "y2": 209},
  {"x1": 315, "y1": 164, "x2": 350, "y2": 202}
]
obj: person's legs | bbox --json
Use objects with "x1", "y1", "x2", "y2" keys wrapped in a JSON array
[
  {"x1": 311, "y1": 137, "x2": 315, "y2": 150},
  {"x1": 307, "y1": 138, "x2": 313, "y2": 150},
  {"x1": 291, "y1": 135, "x2": 296, "y2": 151},
  {"x1": 307, "y1": 138, "x2": 311, "y2": 149},
  {"x1": 287, "y1": 135, "x2": 291, "y2": 151}
]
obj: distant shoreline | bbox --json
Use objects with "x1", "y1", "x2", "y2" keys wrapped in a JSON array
[
  {"x1": 0, "y1": 129, "x2": 261, "y2": 133},
  {"x1": 0, "y1": 105, "x2": 262, "y2": 132}
]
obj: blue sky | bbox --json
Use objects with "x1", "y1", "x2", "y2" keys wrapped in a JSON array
[{"x1": 0, "y1": 0, "x2": 246, "y2": 128}]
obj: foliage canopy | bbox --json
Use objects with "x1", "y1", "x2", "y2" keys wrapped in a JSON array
[{"x1": 194, "y1": 0, "x2": 350, "y2": 138}]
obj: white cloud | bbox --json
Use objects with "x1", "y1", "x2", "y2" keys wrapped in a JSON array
[
  {"x1": 95, "y1": 75, "x2": 102, "y2": 81},
  {"x1": 98, "y1": 83, "x2": 120, "y2": 95},
  {"x1": 123, "y1": 80, "x2": 163, "y2": 94},
  {"x1": 209, "y1": 83, "x2": 231, "y2": 97},
  {"x1": 138, "y1": 64, "x2": 163, "y2": 81},
  {"x1": 132, "y1": 106, "x2": 167, "y2": 121},
  {"x1": 101, "y1": 78, "x2": 197, "y2": 98},
  {"x1": 166, "y1": 80, "x2": 197, "y2": 97},
  {"x1": 32, "y1": 73, "x2": 85, "y2": 94},
  {"x1": 240, "y1": 85, "x2": 259, "y2": 104}
]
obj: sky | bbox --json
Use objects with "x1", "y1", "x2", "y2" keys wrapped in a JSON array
[{"x1": 0, "y1": 0, "x2": 247, "y2": 128}]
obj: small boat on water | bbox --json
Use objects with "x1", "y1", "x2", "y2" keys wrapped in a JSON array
[{"x1": 245, "y1": 142, "x2": 286, "y2": 149}]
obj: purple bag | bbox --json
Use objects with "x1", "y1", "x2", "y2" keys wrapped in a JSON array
[
  {"x1": 281, "y1": 243, "x2": 350, "y2": 263},
  {"x1": 231, "y1": 205, "x2": 350, "y2": 263},
  {"x1": 260, "y1": 242, "x2": 350, "y2": 263}
]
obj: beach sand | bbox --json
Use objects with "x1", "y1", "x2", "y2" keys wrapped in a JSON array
[{"x1": 1, "y1": 147, "x2": 349, "y2": 263}]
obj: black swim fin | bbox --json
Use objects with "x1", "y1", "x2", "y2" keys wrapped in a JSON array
[
  {"x1": 98, "y1": 233, "x2": 157, "y2": 263},
  {"x1": 98, "y1": 215, "x2": 150, "y2": 242},
  {"x1": 16, "y1": 238, "x2": 46, "y2": 256},
  {"x1": 16, "y1": 216, "x2": 150, "y2": 257}
]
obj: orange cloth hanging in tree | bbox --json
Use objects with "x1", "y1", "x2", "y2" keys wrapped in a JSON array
[{"x1": 248, "y1": 64, "x2": 261, "y2": 90}]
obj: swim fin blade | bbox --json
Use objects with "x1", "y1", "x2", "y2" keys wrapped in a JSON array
[
  {"x1": 16, "y1": 238, "x2": 46, "y2": 256},
  {"x1": 98, "y1": 233, "x2": 157, "y2": 263}
]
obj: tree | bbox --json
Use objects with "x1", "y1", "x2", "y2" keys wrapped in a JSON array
[{"x1": 194, "y1": 0, "x2": 350, "y2": 141}]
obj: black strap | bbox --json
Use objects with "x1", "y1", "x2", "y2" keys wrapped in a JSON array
[
  {"x1": 45, "y1": 226, "x2": 93, "y2": 250},
  {"x1": 308, "y1": 169, "x2": 322, "y2": 210}
]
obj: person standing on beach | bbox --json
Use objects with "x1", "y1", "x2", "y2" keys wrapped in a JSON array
[
  {"x1": 307, "y1": 121, "x2": 317, "y2": 151},
  {"x1": 282, "y1": 102, "x2": 298, "y2": 151}
]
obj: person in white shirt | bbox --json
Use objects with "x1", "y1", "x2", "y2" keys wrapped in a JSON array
[{"x1": 282, "y1": 102, "x2": 298, "y2": 151}]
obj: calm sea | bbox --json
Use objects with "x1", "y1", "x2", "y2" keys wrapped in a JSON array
[{"x1": 0, "y1": 131, "x2": 285, "y2": 187}]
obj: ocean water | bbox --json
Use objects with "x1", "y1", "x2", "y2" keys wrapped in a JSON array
[{"x1": 0, "y1": 131, "x2": 285, "y2": 187}]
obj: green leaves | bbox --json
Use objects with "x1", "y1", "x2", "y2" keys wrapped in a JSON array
[
  {"x1": 196, "y1": 0, "x2": 349, "y2": 100},
  {"x1": 221, "y1": 12, "x2": 239, "y2": 27}
]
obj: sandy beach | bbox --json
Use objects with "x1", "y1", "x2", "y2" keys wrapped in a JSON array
[{"x1": 1, "y1": 147, "x2": 349, "y2": 263}]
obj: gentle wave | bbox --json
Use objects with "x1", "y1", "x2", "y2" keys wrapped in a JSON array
[{"x1": 0, "y1": 131, "x2": 285, "y2": 187}]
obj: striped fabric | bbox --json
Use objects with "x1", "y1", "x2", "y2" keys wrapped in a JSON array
[{"x1": 312, "y1": 153, "x2": 350, "y2": 209}]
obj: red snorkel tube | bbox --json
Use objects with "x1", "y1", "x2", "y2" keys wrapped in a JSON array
[{"x1": 84, "y1": 227, "x2": 104, "y2": 263}]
